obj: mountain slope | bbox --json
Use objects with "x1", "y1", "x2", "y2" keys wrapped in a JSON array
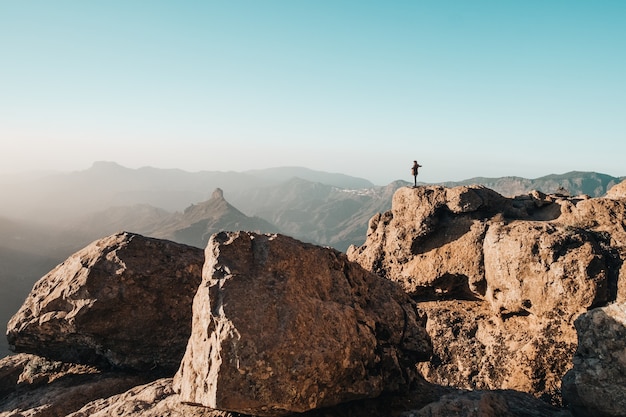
[
  {"x1": 241, "y1": 178, "x2": 405, "y2": 251},
  {"x1": 243, "y1": 166, "x2": 375, "y2": 189},
  {"x1": 440, "y1": 171, "x2": 625, "y2": 197},
  {"x1": 148, "y1": 188, "x2": 279, "y2": 248}
]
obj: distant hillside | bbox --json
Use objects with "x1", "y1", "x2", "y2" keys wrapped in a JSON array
[
  {"x1": 439, "y1": 171, "x2": 625, "y2": 197},
  {"x1": 241, "y1": 178, "x2": 404, "y2": 251},
  {"x1": 69, "y1": 204, "x2": 171, "y2": 239},
  {"x1": 0, "y1": 162, "x2": 374, "y2": 224},
  {"x1": 243, "y1": 166, "x2": 374, "y2": 189},
  {"x1": 148, "y1": 188, "x2": 279, "y2": 248}
]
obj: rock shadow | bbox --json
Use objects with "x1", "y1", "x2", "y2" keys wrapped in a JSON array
[
  {"x1": 562, "y1": 305, "x2": 626, "y2": 416},
  {"x1": 411, "y1": 273, "x2": 482, "y2": 302},
  {"x1": 410, "y1": 210, "x2": 478, "y2": 256}
]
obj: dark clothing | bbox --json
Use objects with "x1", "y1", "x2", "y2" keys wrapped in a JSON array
[{"x1": 411, "y1": 161, "x2": 422, "y2": 186}]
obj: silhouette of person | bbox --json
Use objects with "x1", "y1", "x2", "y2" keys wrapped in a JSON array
[{"x1": 411, "y1": 160, "x2": 422, "y2": 187}]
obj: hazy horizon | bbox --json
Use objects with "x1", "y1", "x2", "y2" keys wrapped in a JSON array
[
  {"x1": 2, "y1": 2, "x2": 625, "y2": 185},
  {"x1": 0, "y1": 160, "x2": 624, "y2": 188}
]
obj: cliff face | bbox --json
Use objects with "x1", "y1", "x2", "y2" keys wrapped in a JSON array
[
  {"x1": 347, "y1": 184, "x2": 626, "y2": 406},
  {"x1": 3, "y1": 181, "x2": 626, "y2": 416}
]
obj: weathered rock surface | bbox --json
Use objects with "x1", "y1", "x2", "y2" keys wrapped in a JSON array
[
  {"x1": 174, "y1": 231, "x2": 433, "y2": 416},
  {"x1": 605, "y1": 179, "x2": 626, "y2": 199},
  {"x1": 6, "y1": 232, "x2": 204, "y2": 372},
  {"x1": 348, "y1": 184, "x2": 626, "y2": 404},
  {"x1": 0, "y1": 353, "x2": 152, "y2": 417},
  {"x1": 66, "y1": 378, "x2": 234, "y2": 417},
  {"x1": 561, "y1": 302, "x2": 626, "y2": 417},
  {"x1": 416, "y1": 301, "x2": 576, "y2": 403}
]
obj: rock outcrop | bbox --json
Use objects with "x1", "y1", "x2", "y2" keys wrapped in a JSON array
[
  {"x1": 174, "y1": 231, "x2": 433, "y2": 416},
  {"x1": 348, "y1": 184, "x2": 626, "y2": 403},
  {"x1": 7, "y1": 232, "x2": 204, "y2": 372},
  {"x1": 605, "y1": 179, "x2": 626, "y2": 199},
  {"x1": 0, "y1": 353, "x2": 153, "y2": 417},
  {"x1": 561, "y1": 302, "x2": 626, "y2": 417}
]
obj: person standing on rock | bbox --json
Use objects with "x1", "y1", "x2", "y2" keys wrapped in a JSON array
[{"x1": 411, "y1": 160, "x2": 422, "y2": 187}]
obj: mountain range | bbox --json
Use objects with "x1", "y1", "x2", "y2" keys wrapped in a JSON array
[{"x1": 0, "y1": 162, "x2": 624, "y2": 357}]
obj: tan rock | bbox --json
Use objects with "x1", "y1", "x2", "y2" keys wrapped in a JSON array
[
  {"x1": 605, "y1": 179, "x2": 626, "y2": 199},
  {"x1": 7, "y1": 232, "x2": 204, "y2": 372},
  {"x1": 347, "y1": 186, "x2": 536, "y2": 298},
  {"x1": 174, "y1": 232, "x2": 432, "y2": 416},
  {"x1": 348, "y1": 185, "x2": 626, "y2": 404},
  {"x1": 561, "y1": 302, "x2": 626, "y2": 417},
  {"x1": 483, "y1": 221, "x2": 609, "y2": 318},
  {"x1": 416, "y1": 301, "x2": 577, "y2": 403}
]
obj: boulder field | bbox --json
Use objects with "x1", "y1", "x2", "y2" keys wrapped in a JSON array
[{"x1": 4, "y1": 180, "x2": 626, "y2": 416}]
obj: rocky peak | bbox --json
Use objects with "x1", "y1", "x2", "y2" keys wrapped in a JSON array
[
  {"x1": 154, "y1": 189, "x2": 279, "y2": 248},
  {"x1": 348, "y1": 182, "x2": 626, "y2": 404},
  {"x1": 211, "y1": 187, "x2": 224, "y2": 199}
]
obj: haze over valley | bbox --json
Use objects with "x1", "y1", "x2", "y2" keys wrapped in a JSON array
[{"x1": 1, "y1": 161, "x2": 624, "y2": 358}]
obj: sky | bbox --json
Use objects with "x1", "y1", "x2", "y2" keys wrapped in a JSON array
[{"x1": 1, "y1": 1, "x2": 625, "y2": 185}]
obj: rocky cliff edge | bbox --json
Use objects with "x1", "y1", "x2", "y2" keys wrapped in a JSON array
[{"x1": 347, "y1": 182, "x2": 626, "y2": 412}]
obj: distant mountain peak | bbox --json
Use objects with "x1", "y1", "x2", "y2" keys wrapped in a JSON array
[
  {"x1": 211, "y1": 188, "x2": 224, "y2": 200},
  {"x1": 89, "y1": 161, "x2": 127, "y2": 171}
]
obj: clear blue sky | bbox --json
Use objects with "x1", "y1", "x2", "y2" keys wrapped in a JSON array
[{"x1": 1, "y1": 1, "x2": 625, "y2": 184}]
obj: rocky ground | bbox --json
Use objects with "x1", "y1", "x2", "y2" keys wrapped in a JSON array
[{"x1": 3, "y1": 179, "x2": 626, "y2": 416}]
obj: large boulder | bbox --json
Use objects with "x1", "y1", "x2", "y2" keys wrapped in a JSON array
[
  {"x1": 6, "y1": 232, "x2": 204, "y2": 372},
  {"x1": 348, "y1": 185, "x2": 626, "y2": 404},
  {"x1": 554, "y1": 196, "x2": 626, "y2": 303},
  {"x1": 174, "y1": 231, "x2": 432, "y2": 416},
  {"x1": 483, "y1": 221, "x2": 611, "y2": 318},
  {"x1": 561, "y1": 302, "x2": 626, "y2": 417}
]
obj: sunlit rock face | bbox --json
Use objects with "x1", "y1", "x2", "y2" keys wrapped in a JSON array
[
  {"x1": 7, "y1": 232, "x2": 204, "y2": 372},
  {"x1": 174, "y1": 231, "x2": 432, "y2": 416},
  {"x1": 348, "y1": 183, "x2": 626, "y2": 404}
]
